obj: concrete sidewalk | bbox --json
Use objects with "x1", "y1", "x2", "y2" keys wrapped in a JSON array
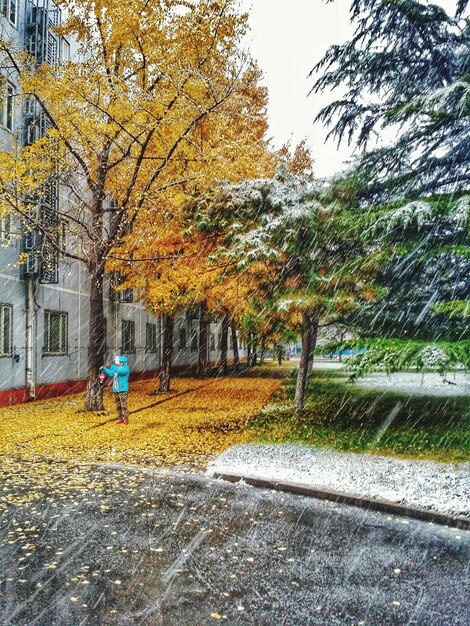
[{"x1": 207, "y1": 444, "x2": 470, "y2": 528}]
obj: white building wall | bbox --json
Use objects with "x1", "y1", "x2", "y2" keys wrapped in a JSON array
[{"x1": 0, "y1": 1, "x2": 245, "y2": 399}]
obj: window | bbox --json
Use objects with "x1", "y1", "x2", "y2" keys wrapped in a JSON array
[
  {"x1": 210, "y1": 331, "x2": 215, "y2": 351},
  {"x1": 110, "y1": 272, "x2": 133, "y2": 303},
  {"x1": 46, "y1": 33, "x2": 59, "y2": 66},
  {"x1": 58, "y1": 220, "x2": 67, "y2": 255},
  {"x1": 179, "y1": 327, "x2": 187, "y2": 351},
  {"x1": 0, "y1": 213, "x2": 11, "y2": 243},
  {"x1": 24, "y1": 97, "x2": 35, "y2": 116},
  {"x1": 0, "y1": 81, "x2": 14, "y2": 131},
  {"x1": 0, "y1": 304, "x2": 12, "y2": 357},
  {"x1": 121, "y1": 320, "x2": 135, "y2": 353},
  {"x1": 44, "y1": 310, "x2": 67, "y2": 355},
  {"x1": 39, "y1": 238, "x2": 59, "y2": 284},
  {"x1": 28, "y1": 32, "x2": 37, "y2": 57},
  {"x1": 61, "y1": 39, "x2": 70, "y2": 62},
  {"x1": 146, "y1": 323, "x2": 158, "y2": 353},
  {"x1": 25, "y1": 118, "x2": 37, "y2": 145},
  {"x1": 1, "y1": 0, "x2": 17, "y2": 26},
  {"x1": 190, "y1": 329, "x2": 198, "y2": 352}
]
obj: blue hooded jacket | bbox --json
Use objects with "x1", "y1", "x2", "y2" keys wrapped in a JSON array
[{"x1": 103, "y1": 356, "x2": 130, "y2": 392}]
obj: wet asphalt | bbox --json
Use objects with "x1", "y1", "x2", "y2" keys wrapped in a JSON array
[{"x1": 0, "y1": 461, "x2": 469, "y2": 626}]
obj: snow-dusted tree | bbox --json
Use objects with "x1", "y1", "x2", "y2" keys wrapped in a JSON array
[
  {"x1": 347, "y1": 195, "x2": 470, "y2": 341},
  {"x1": 235, "y1": 297, "x2": 298, "y2": 366},
  {"x1": 335, "y1": 336, "x2": 470, "y2": 381},
  {"x1": 311, "y1": 0, "x2": 470, "y2": 376},
  {"x1": 312, "y1": 0, "x2": 470, "y2": 202},
  {"x1": 327, "y1": 194, "x2": 470, "y2": 377},
  {"x1": 193, "y1": 165, "x2": 381, "y2": 411}
]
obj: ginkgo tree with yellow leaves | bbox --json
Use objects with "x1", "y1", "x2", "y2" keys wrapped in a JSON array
[
  {"x1": 108, "y1": 62, "x2": 275, "y2": 391},
  {"x1": 0, "y1": 0, "x2": 270, "y2": 410}
]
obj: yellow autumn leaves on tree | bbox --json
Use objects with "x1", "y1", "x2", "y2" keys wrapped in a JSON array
[{"x1": 0, "y1": 0, "x2": 276, "y2": 410}]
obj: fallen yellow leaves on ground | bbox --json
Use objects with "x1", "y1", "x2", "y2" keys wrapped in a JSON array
[{"x1": 0, "y1": 369, "x2": 288, "y2": 469}]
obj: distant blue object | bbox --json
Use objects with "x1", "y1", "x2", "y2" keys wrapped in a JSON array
[{"x1": 321, "y1": 348, "x2": 366, "y2": 359}]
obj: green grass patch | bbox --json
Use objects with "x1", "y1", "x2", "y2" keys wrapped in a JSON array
[{"x1": 248, "y1": 369, "x2": 470, "y2": 462}]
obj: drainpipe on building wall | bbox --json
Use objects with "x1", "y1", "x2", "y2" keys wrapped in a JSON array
[
  {"x1": 25, "y1": 277, "x2": 36, "y2": 399},
  {"x1": 113, "y1": 300, "x2": 119, "y2": 357}
]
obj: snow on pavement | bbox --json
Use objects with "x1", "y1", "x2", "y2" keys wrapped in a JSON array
[
  {"x1": 311, "y1": 360, "x2": 470, "y2": 396},
  {"x1": 355, "y1": 370, "x2": 470, "y2": 396},
  {"x1": 207, "y1": 444, "x2": 470, "y2": 517}
]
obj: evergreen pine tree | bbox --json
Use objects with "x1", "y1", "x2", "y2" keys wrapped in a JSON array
[{"x1": 312, "y1": 0, "x2": 470, "y2": 201}]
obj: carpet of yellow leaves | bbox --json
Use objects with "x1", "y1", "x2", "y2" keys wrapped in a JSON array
[{"x1": 0, "y1": 370, "x2": 287, "y2": 469}]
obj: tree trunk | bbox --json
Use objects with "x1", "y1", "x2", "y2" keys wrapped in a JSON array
[
  {"x1": 247, "y1": 334, "x2": 257, "y2": 366},
  {"x1": 84, "y1": 267, "x2": 106, "y2": 411},
  {"x1": 274, "y1": 343, "x2": 283, "y2": 366},
  {"x1": 307, "y1": 348, "x2": 314, "y2": 376},
  {"x1": 159, "y1": 314, "x2": 174, "y2": 392},
  {"x1": 338, "y1": 329, "x2": 347, "y2": 363},
  {"x1": 294, "y1": 311, "x2": 318, "y2": 413},
  {"x1": 259, "y1": 346, "x2": 265, "y2": 365},
  {"x1": 197, "y1": 300, "x2": 209, "y2": 378},
  {"x1": 220, "y1": 313, "x2": 230, "y2": 375},
  {"x1": 230, "y1": 320, "x2": 240, "y2": 368}
]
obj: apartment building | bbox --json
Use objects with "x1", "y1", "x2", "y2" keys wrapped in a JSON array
[{"x1": 0, "y1": 0, "x2": 239, "y2": 406}]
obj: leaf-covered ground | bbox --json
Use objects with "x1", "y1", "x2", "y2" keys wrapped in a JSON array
[
  {"x1": 0, "y1": 369, "x2": 287, "y2": 470},
  {"x1": 2, "y1": 366, "x2": 469, "y2": 626}
]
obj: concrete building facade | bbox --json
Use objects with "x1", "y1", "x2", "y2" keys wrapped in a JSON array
[{"x1": 0, "y1": 0, "x2": 241, "y2": 406}]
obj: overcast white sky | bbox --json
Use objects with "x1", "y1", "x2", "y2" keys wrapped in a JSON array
[
  {"x1": 239, "y1": 0, "x2": 354, "y2": 178},
  {"x1": 239, "y1": 0, "x2": 459, "y2": 178}
]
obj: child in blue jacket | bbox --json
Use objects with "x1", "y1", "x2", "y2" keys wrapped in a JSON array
[{"x1": 101, "y1": 355, "x2": 131, "y2": 424}]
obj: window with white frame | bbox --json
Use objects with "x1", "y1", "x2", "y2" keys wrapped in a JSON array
[
  {"x1": 1, "y1": 0, "x2": 17, "y2": 26},
  {"x1": 121, "y1": 320, "x2": 135, "y2": 353},
  {"x1": 44, "y1": 310, "x2": 68, "y2": 355},
  {"x1": 61, "y1": 39, "x2": 70, "y2": 62},
  {"x1": 146, "y1": 323, "x2": 158, "y2": 353},
  {"x1": 0, "y1": 304, "x2": 12, "y2": 357},
  {"x1": 0, "y1": 213, "x2": 11, "y2": 243},
  {"x1": 0, "y1": 81, "x2": 14, "y2": 131}
]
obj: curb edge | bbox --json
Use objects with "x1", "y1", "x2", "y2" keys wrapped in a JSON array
[{"x1": 212, "y1": 472, "x2": 470, "y2": 531}]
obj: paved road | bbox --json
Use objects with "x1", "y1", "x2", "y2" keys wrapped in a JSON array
[{"x1": 0, "y1": 460, "x2": 469, "y2": 625}]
